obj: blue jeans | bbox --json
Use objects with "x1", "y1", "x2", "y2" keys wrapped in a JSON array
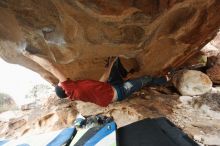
[
  {"x1": 107, "y1": 58, "x2": 167, "y2": 101},
  {"x1": 113, "y1": 76, "x2": 167, "y2": 101}
]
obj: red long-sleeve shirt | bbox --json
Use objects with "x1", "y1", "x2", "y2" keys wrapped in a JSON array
[{"x1": 60, "y1": 79, "x2": 114, "y2": 107}]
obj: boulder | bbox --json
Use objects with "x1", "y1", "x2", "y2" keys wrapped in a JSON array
[
  {"x1": 172, "y1": 70, "x2": 212, "y2": 96},
  {"x1": 20, "y1": 102, "x2": 37, "y2": 111},
  {"x1": 0, "y1": 0, "x2": 220, "y2": 83},
  {"x1": 0, "y1": 93, "x2": 17, "y2": 113}
]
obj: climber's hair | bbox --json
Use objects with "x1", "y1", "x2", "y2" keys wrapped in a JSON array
[{"x1": 55, "y1": 85, "x2": 68, "y2": 98}]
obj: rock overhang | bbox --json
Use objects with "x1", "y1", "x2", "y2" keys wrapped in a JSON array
[{"x1": 0, "y1": 0, "x2": 220, "y2": 84}]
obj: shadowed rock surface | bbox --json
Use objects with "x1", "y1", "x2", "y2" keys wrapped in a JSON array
[
  {"x1": 0, "y1": 0, "x2": 220, "y2": 84},
  {"x1": 201, "y1": 32, "x2": 220, "y2": 84}
]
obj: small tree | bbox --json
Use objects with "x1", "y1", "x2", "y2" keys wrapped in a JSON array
[{"x1": 25, "y1": 84, "x2": 53, "y2": 104}]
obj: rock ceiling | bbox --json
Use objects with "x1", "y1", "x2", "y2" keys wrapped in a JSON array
[{"x1": 0, "y1": 0, "x2": 220, "y2": 84}]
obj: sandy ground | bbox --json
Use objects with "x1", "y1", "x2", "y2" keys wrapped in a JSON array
[{"x1": 168, "y1": 89, "x2": 220, "y2": 146}]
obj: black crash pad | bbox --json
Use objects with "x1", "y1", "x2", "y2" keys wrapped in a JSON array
[{"x1": 117, "y1": 117, "x2": 199, "y2": 146}]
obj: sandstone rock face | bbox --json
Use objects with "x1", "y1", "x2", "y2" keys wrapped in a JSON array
[
  {"x1": 202, "y1": 31, "x2": 220, "y2": 57},
  {"x1": 201, "y1": 32, "x2": 220, "y2": 84},
  {"x1": 172, "y1": 70, "x2": 212, "y2": 96},
  {"x1": 0, "y1": 0, "x2": 220, "y2": 84},
  {"x1": 207, "y1": 64, "x2": 220, "y2": 84},
  {"x1": 0, "y1": 95, "x2": 77, "y2": 138},
  {"x1": 204, "y1": 53, "x2": 220, "y2": 84}
]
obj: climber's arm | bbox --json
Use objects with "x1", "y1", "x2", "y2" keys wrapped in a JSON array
[
  {"x1": 99, "y1": 57, "x2": 117, "y2": 82},
  {"x1": 22, "y1": 50, "x2": 67, "y2": 82}
]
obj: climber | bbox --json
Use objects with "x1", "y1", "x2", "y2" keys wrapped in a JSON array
[{"x1": 22, "y1": 49, "x2": 168, "y2": 107}]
